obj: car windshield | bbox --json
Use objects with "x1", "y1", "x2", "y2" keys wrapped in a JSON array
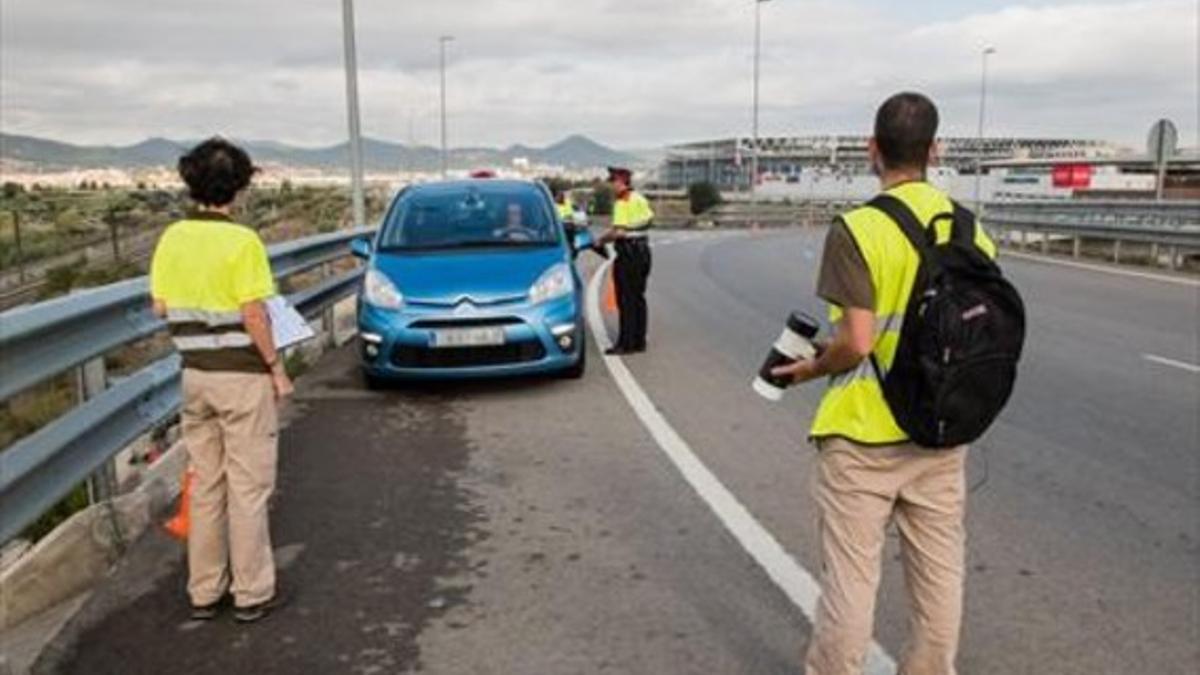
[{"x1": 379, "y1": 186, "x2": 559, "y2": 251}]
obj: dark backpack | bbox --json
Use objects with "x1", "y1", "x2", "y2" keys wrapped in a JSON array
[{"x1": 865, "y1": 195, "x2": 1025, "y2": 448}]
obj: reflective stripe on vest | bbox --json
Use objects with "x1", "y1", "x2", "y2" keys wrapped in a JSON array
[
  {"x1": 809, "y1": 183, "x2": 996, "y2": 445},
  {"x1": 167, "y1": 308, "x2": 244, "y2": 328},
  {"x1": 173, "y1": 332, "x2": 255, "y2": 352}
]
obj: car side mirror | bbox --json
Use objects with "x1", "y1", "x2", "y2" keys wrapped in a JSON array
[{"x1": 350, "y1": 237, "x2": 373, "y2": 260}]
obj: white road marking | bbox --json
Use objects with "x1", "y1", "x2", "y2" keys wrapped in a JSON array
[
  {"x1": 586, "y1": 261, "x2": 897, "y2": 675},
  {"x1": 1142, "y1": 353, "x2": 1200, "y2": 373},
  {"x1": 1001, "y1": 250, "x2": 1200, "y2": 287}
]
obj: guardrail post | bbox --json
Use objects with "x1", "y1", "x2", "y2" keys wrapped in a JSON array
[
  {"x1": 1072, "y1": 236, "x2": 1081, "y2": 259},
  {"x1": 76, "y1": 358, "x2": 118, "y2": 502},
  {"x1": 1113, "y1": 239, "x2": 1122, "y2": 264},
  {"x1": 322, "y1": 261, "x2": 337, "y2": 348},
  {"x1": 1168, "y1": 246, "x2": 1179, "y2": 271}
]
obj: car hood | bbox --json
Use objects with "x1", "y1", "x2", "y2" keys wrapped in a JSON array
[{"x1": 373, "y1": 246, "x2": 567, "y2": 306}]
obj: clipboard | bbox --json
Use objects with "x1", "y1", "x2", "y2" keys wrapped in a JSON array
[{"x1": 266, "y1": 296, "x2": 316, "y2": 350}]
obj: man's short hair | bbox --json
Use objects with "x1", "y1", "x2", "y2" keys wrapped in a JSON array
[
  {"x1": 873, "y1": 92, "x2": 939, "y2": 171},
  {"x1": 178, "y1": 137, "x2": 257, "y2": 206}
]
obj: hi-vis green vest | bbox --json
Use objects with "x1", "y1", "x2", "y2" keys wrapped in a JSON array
[
  {"x1": 810, "y1": 182, "x2": 997, "y2": 445},
  {"x1": 556, "y1": 197, "x2": 574, "y2": 220},
  {"x1": 612, "y1": 192, "x2": 654, "y2": 233}
]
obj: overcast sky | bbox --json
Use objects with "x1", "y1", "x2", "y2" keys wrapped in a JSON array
[{"x1": 1, "y1": 0, "x2": 1196, "y2": 150}]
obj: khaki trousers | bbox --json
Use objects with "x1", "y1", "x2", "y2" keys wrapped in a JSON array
[
  {"x1": 804, "y1": 437, "x2": 967, "y2": 675},
  {"x1": 181, "y1": 369, "x2": 278, "y2": 608}
]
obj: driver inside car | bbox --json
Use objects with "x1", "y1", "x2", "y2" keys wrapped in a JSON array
[{"x1": 493, "y1": 202, "x2": 537, "y2": 242}]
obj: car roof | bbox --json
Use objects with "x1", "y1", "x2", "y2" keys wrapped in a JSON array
[{"x1": 403, "y1": 179, "x2": 545, "y2": 197}]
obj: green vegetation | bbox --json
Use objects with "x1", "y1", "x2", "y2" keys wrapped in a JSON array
[
  {"x1": 0, "y1": 183, "x2": 389, "y2": 277},
  {"x1": 39, "y1": 258, "x2": 144, "y2": 300},
  {"x1": 22, "y1": 483, "x2": 91, "y2": 542},
  {"x1": 0, "y1": 376, "x2": 76, "y2": 449},
  {"x1": 687, "y1": 181, "x2": 723, "y2": 215},
  {"x1": 589, "y1": 182, "x2": 615, "y2": 216}
]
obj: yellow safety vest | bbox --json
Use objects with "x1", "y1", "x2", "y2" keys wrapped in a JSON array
[
  {"x1": 612, "y1": 192, "x2": 654, "y2": 232},
  {"x1": 150, "y1": 213, "x2": 276, "y2": 372},
  {"x1": 810, "y1": 182, "x2": 996, "y2": 445},
  {"x1": 556, "y1": 197, "x2": 574, "y2": 221}
]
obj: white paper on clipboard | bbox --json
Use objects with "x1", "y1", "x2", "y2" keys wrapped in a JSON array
[{"x1": 266, "y1": 296, "x2": 316, "y2": 350}]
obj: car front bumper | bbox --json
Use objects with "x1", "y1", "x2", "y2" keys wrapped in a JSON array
[{"x1": 358, "y1": 293, "x2": 584, "y2": 380}]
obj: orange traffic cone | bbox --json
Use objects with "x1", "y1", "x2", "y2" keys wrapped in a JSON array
[
  {"x1": 603, "y1": 269, "x2": 618, "y2": 314},
  {"x1": 164, "y1": 469, "x2": 193, "y2": 540}
]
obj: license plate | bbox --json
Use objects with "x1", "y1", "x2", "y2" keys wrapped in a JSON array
[{"x1": 431, "y1": 327, "x2": 506, "y2": 348}]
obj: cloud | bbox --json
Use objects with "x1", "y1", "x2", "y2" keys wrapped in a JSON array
[{"x1": 0, "y1": 0, "x2": 1195, "y2": 149}]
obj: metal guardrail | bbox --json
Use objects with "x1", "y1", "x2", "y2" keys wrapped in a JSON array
[
  {"x1": 980, "y1": 200, "x2": 1199, "y2": 268},
  {"x1": 982, "y1": 214, "x2": 1200, "y2": 247},
  {"x1": 0, "y1": 226, "x2": 376, "y2": 543},
  {"x1": 982, "y1": 200, "x2": 1198, "y2": 225}
]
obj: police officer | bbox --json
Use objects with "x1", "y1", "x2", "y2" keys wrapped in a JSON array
[
  {"x1": 772, "y1": 92, "x2": 997, "y2": 675},
  {"x1": 598, "y1": 166, "x2": 654, "y2": 354}
]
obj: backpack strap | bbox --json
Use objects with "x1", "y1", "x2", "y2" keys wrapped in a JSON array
[
  {"x1": 947, "y1": 200, "x2": 978, "y2": 248},
  {"x1": 866, "y1": 194, "x2": 936, "y2": 264},
  {"x1": 863, "y1": 194, "x2": 937, "y2": 384}
]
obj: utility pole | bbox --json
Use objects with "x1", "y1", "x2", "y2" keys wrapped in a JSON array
[
  {"x1": 341, "y1": 0, "x2": 366, "y2": 227},
  {"x1": 974, "y1": 46, "x2": 996, "y2": 212},
  {"x1": 439, "y1": 35, "x2": 455, "y2": 179},
  {"x1": 750, "y1": 0, "x2": 771, "y2": 224}
]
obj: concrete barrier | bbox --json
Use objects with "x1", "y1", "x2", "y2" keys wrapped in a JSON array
[{"x1": 0, "y1": 439, "x2": 185, "y2": 633}]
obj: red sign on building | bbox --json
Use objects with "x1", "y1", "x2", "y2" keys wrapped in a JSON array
[{"x1": 1052, "y1": 163, "x2": 1093, "y2": 189}]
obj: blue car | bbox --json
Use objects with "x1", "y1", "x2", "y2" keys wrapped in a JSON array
[{"x1": 350, "y1": 179, "x2": 595, "y2": 385}]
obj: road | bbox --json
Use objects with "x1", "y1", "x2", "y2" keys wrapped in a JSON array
[{"x1": 40, "y1": 229, "x2": 1199, "y2": 674}]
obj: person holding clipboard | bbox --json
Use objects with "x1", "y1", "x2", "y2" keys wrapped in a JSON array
[{"x1": 150, "y1": 138, "x2": 293, "y2": 624}]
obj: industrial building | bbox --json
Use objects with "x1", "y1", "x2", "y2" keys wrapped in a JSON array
[{"x1": 659, "y1": 135, "x2": 1122, "y2": 190}]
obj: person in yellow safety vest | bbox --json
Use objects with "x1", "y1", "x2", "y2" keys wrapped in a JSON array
[
  {"x1": 150, "y1": 138, "x2": 292, "y2": 624},
  {"x1": 553, "y1": 186, "x2": 575, "y2": 223},
  {"x1": 771, "y1": 92, "x2": 996, "y2": 675},
  {"x1": 598, "y1": 166, "x2": 654, "y2": 354}
]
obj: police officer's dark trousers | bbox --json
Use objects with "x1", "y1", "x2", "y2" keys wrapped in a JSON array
[{"x1": 613, "y1": 238, "x2": 652, "y2": 351}]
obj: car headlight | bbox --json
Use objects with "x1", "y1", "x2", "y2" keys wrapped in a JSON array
[
  {"x1": 363, "y1": 268, "x2": 404, "y2": 309},
  {"x1": 528, "y1": 263, "x2": 572, "y2": 305}
]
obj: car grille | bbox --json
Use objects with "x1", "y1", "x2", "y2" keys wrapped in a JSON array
[
  {"x1": 408, "y1": 317, "x2": 523, "y2": 329},
  {"x1": 391, "y1": 340, "x2": 547, "y2": 368}
]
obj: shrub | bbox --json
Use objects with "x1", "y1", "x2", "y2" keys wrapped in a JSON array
[
  {"x1": 590, "y1": 182, "x2": 614, "y2": 216},
  {"x1": 687, "y1": 181, "x2": 723, "y2": 215}
]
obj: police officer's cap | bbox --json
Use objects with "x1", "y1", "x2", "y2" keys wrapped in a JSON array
[{"x1": 607, "y1": 166, "x2": 633, "y2": 182}]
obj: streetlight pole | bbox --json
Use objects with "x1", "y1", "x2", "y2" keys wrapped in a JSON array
[
  {"x1": 974, "y1": 46, "x2": 996, "y2": 212},
  {"x1": 751, "y1": 0, "x2": 770, "y2": 223},
  {"x1": 340, "y1": 0, "x2": 366, "y2": 227},
  {"x1": 439, "y1": 35, "x2": 454, "y2": 179}
]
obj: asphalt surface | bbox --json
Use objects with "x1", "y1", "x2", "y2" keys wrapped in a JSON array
[
  {"x1": 40, "y1": 228, "x2": 1199, "y2": 674},
  {"x1": 626, "y1": 229, "x2": 1199, "y2": 674}
]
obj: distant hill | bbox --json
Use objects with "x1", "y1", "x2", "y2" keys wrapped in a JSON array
[{"x1": 0, "y1": 132, "x2": 639, "y2": 172}]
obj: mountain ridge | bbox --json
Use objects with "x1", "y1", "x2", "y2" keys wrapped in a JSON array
[{"x1": 0, "y1": 132, "x2": 639, "y2": 172}]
